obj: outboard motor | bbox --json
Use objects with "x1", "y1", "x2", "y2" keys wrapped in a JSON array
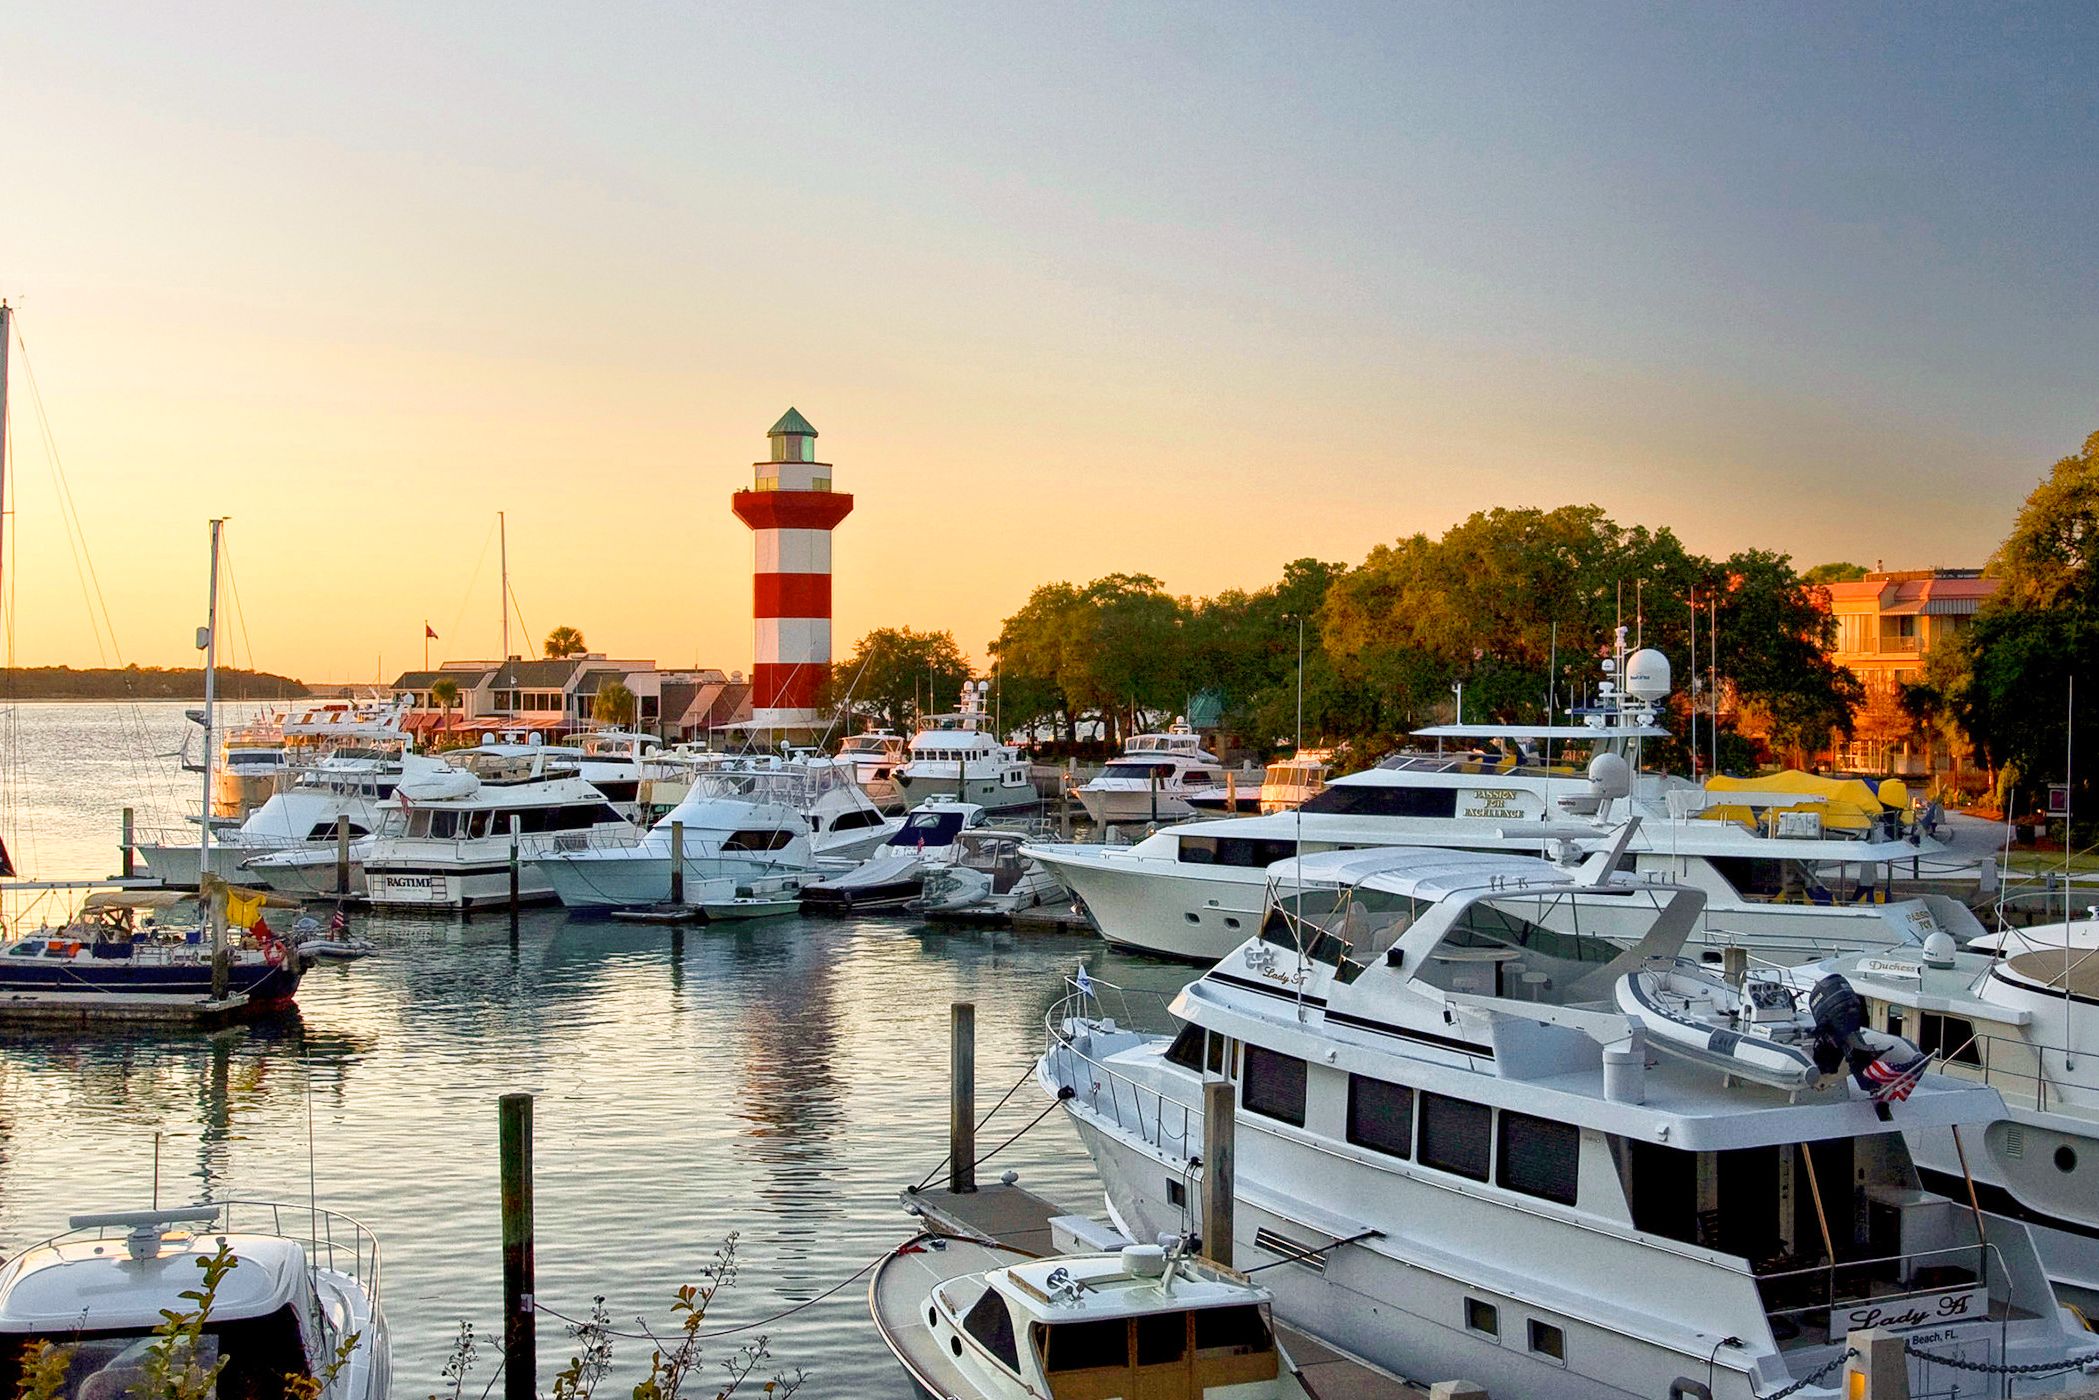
[{"x1": 1810, "y1": 973, "x2": 1929, "y2": 1118}]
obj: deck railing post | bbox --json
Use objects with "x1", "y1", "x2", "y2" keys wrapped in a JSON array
[
  {"x1": 950, "y1": 1002, "x2": 977, "y2": 1194},
  {"x1": 1201, "y1": 1078, "x2": 1235, "y2": 1267},
  {"x1": 499, "y1": 1093, "x2": 536, "y2": 1400}
]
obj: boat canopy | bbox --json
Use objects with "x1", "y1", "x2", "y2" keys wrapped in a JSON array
[
  {"x1": 1413, "y1": 723, "x2": 1669, "y2": 741},
  {"x1": 1703, "y1": 771, "x2": 1905, "y2": 832}
]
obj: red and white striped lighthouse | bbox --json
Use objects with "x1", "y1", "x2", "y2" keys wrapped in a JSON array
[{"x1": 731, "y1": 408, "x2": 854, "y2": 731}]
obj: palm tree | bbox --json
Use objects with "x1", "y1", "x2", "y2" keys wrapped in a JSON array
[
  {"x1": 592, "y1": 679, "x2": 636, "y2": 728},
  {"x1": 430, "y1": 677, "x2": 460, "y2": 743},
  {"x1": 544, "y1": 626, "x2": 587, "y2": 659}
]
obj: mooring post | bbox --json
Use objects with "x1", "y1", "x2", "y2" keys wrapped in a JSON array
[
  {"x1": 669, "y1": 820, "x2": 685, "y2": 904},
  {"x1": 1201, "y1": 1078, "x2": 1235, "y2": 1266},
  {"x1": 499, "y1": 1092, "x2": 536, "y2": 1400},
  {"x1": 120, "y1": 807, "x2": 135, "y2": 879},
  {"x1": 950, "y1": 1001, "x2": 977, "y2": 1194},
  {"x1": 1844, "y1": 1328, "x2": 1907, "y2": 1400},
  {"x1": 205, "y1": 873, "x2": 230, "y2": 1003},
  {"x1": 1149, "y1": 767, "x2": 1160, "y2": 823},
  {"x1": 508, "y1": 813, "x2": 521, "y2": 917},
  {"x1": 1059, "y1": 765, "x2": 1072, "y2": 840},
  {"x1": 334, "y1": 816, "x2": 350, "y2": 897}
]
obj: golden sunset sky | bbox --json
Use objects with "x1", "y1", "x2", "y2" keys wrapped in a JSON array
[{"x1": 4, "y1": 5, "x2": 2094, "y2": 681}]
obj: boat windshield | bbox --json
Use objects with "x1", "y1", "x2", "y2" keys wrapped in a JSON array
[
  {"x1": 1030, "y1": 1303, "x2": 1276, "y2": 1398},
  {"x1": 890, "y1": 810, "x2": 966, "y2": 847},
  {"x1": 0, "y1": 1304, "x2": 311, "y2": 1400}
]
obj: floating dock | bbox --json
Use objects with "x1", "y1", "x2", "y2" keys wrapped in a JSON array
[
  {"x1": 0, "y1": 988, "x2": 254, "y2": 1027},
  {"x1": 900, "y1": 1180, "x2": 1427, "y2": 1400}
]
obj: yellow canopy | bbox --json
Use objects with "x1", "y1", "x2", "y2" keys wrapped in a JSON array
[{"x1": 1702, "y1": 771, "x2": 1898, "y2": 833}]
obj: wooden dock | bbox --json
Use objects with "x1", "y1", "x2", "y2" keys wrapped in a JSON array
[
  {"x1": 900, "y1": 1182, "x2": 1427, "y2": 1400},
  {"x1": 923, "y1": 904, "x2": 1097, "y2": 934}
]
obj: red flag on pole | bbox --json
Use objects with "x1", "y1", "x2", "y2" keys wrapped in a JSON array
[{"x1": 425, "y1": 624, "x2": 439, "y2": 639}]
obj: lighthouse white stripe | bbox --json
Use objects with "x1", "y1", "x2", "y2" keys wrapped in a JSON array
[
  {"x1": 755, "y1": 617, "x2": 830, "y2": 662},
  {"x1": 752, "y1": 529, "x2": 831, "y2": 575}
]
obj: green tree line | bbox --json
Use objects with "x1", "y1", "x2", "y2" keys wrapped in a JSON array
[{"x1": 0, "y1": 665, "x2": 309, "y2": 700}]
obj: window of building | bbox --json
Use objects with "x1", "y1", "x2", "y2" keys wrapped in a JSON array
[
  {"x1": 1528, "y1": 1319, "x2": 1565, "y2": 1361},
  {"x1": 961, "y1": 1287, "x2": 1020, "y2": 1373},
  {"x1": 1497, "y1": 1112, "x2": 1579, "y2": 1205},
  {"x1": 1241, "y1": 1046, "x2": 1307, "y2": 1127},
  {"x1": 1346, "y1": 1076, "x2": 1413, "y2": 1159},
  {"x1": 1464, "y1": 1298, "x2": 1499, "y2": 1338},
  {"x1": 1418, "y1": 1093, "x2": 1492, "y2": 1182}
]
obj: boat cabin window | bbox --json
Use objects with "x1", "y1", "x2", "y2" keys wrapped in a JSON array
[
  {"x1": 1177, "y1": 835, "x2": 1301, "y2": 869},
  {"x1": 1889, "y1": 1008, "x2": 1983, "y2": 1068},
  {"x1": 1135, "y1": 1312, "x2": 1186, "y2": 1366},
  {"x1": 1241, "y1": 1045, "x2": 1307, "y2": 1127},
  {"x1": 1418, "y1": 1092, "x2": 1492, "y2": 1182},
  {"x1": 1039, "y1": 1318, "x2": 1129, "y2": 1376},
  {"x1": 302, "y1": 821, "x2": 370, "y2": 841},
  {"x1": 1300, "y1": 785, "x2": 1458, "y2": 819},
  {"x1": 826, "y1": 809, "x2": 885, "y2": 832},
  {"x1": 723, "y1": 829, "x2": 796, "y2": 852},
  {"x1": 1497, "y1": 1110, "x2": 1579, "y2": 1205},
  {"x1": 1032, "y1": 1306, "x2": 1278, "y2": 1399},
  {"x1": 961, "y1": 1286, "x2": 1021, "y2": 1373},
  {"x1": 0, "y1": 1303, "x2": 313, "y2": 1400},
  {"x1": 516, "y1": 804, "x2": 626, "y2": 833},
  {"x1": 1347, "y1": 1075, "x2": 1414, "y2": 1159},
  {"x1": 893, "y1": 811, "x2": 965, "y2": 847},
  {"x1": 1164, "y1": 1023, "x2": 1207, "y2": 1073}
]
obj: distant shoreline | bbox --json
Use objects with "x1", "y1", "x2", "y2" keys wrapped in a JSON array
[{"x1": 0, "y1": 666, "x2": 308, "y2": 701}]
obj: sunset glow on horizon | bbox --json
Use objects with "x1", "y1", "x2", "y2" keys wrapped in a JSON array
[{"x1": 4, "y1": 4, "x2": 2094, "y2": 681}]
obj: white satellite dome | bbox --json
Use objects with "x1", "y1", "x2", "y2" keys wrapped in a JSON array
[
  {"x1": 1587, "y1": 751, "x2": 1632, "y2": 800},
  {"x1": 1623, "y1": 648, "x2": 1672, "y2": 702}
]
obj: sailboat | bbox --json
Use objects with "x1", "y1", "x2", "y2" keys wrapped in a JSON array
[{"x1": 0, "y1": 317, "x2": 303, "y2": 1019}]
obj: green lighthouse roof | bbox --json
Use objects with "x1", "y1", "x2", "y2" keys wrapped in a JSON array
[{"x1": 768, "y1": 407, "x2": 817, "y2": 438}]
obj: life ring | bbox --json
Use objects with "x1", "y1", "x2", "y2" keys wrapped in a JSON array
[{"x1": 263, "y1": 940, "x2": 286, "y2": 967}]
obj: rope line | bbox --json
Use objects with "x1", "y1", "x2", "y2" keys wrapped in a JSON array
[
  {"x1": 533, "y1": 1244, "x2": 895, "y2": 1344},
  {"x1": 910, "y1": 1059, "x2": 1043, "y2": 1191}
]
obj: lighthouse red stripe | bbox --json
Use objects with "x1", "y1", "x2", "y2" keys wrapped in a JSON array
[
  {"x1": 752, "y1": 663, "x2": 821, "y2": 711},
  {"x1": 732, "y1": 490, "x2": 856, "y2": 532},
  {"x1": 753, "y1": 572, "x2": 831, "y2": 618}
]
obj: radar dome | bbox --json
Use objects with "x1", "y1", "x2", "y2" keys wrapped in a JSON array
[
  {"x1": 1624, "y1": 648, "x2": 1672, "y2": 701},
  {"x1": 1923, "y1": 930, "x2": 1957, "y2": 969},
  {"x1": 1587, "y1": 751, "x2": 1632, "y2": 800}
]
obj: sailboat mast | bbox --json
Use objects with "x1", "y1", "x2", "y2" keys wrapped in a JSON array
[
  {"x1": 0, "y1": 302, "x2": 10, "y2": 598},
  {"x1": 201, "y1": 518, "x2": 225, "y2": 997},
  {"x1": 499, "y1": 510, "x2": 510, "y2": 661}
]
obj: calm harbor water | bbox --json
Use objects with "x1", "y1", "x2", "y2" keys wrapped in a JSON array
[{"x1": 0, "y1": 704, "x2": 1189, "y2": 1395}]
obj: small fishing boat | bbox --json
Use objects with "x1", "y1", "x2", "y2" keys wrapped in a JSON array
[
  {"x1": 870, "y1": 1233, "x2": 1309, "y2": 1400},
  {"x1": 698, "y1": 891, "x2": 801, "y2": 921},
  {"x1": 0, "y1": 1202, "x2": 389, "y2": 1400},
  {"x1": 803, "y1": 799, "x2": 987, "y2": 913},
  {"x1": 908, "y1": 831, "x2": 1067, "y2": 917}
]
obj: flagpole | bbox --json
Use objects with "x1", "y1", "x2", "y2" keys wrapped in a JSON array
[{"x1": 424, "y1": 622, "x2": 430, "y2": 671}]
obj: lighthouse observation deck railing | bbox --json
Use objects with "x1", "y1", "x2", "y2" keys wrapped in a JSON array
[{"x1": 1042, "y1": 976, "x2": 1195, "y2": 1160}]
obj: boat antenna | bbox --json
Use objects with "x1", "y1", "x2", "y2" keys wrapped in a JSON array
[{"x1": 1687, "y1": 590, "x2": 1697, "y2": 774}]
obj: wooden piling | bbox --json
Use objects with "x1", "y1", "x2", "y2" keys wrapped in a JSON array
[
  {"x1": 203, "y1": 874, "x2": 229, "y2": 1003},
  {"x1": 508, "y1": 814, "x2": 521, "y2": 915},
  {"x1": 950, "y1": 1002, "x2": 977, "y2": 1194},
  {"x1": 1201, "y1": 1078, "x2": 1235, "y2": 1267},
  {"x1": 120, "y1": 808, "x2": 135, "y2": 879},
  {"x1": 334, "y1": 816, "x2": 350, "y2": 898},
  {"x1": 499, "y1": 1092, "x2": 536, "y2": 1400},
  {"x1": 1149, "y1": 767, "x2": 1160, "y2": 823},
  {"x1": 669, "y1": 821, "x2": 685, "y2": 904}
]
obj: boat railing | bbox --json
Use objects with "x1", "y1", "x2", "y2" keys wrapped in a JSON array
[
  {"x1": 41, "y1": 1199, "x2": 382, "y2": 1308},
  {"x1": 1752, "y1": 1240, "x2": 2013, "y2": 1364},
  {"x1": 1041, "y1": 976, "x2": 1194, "y2": 1158}
]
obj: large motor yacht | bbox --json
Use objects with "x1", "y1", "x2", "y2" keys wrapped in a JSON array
[
  {"x1": 1792, "y1": 919, "x2": 2099, "y2": 1312},
  {"x1": 0, "y1": 1202, "x2": 387, "y2": 1400},
  {"x1": 137, "y1": 749, "x2": 416, "y2": 890},
  {"x1": 1187, "y1": 753, "x2": 1331, "y2": 816},
  {"x1": 1039, "y1": 848, "x2": 2099, "y2": 1399},
  {"x1": 895, "y1": 684, "x2": 1038, "y2": 812},
  {"x1": 1074, "y1": 724, "x2": 1229, "y2": 825},
  {"x1": 1028, "y1": 638, "x2": 1979, "y2": 964},
  {"x1": 360, "y1": 747, "x2": 629, "y2": 910}
]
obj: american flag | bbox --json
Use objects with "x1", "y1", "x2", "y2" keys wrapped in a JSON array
[
  {"x1": 329, "y1": 907, "x2": 348, "y2": 936},
  {"x1": 1856, "y1": 1047, "x2": 1930, "y2": 1104}
]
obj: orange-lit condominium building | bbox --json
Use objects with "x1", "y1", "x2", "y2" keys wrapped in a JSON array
[
  {"x1": 731, "y1": 409, "x2": 853, "y2": 734},
  {"x1": 1824, "y1": 568, "x2": 1997, "y2": 781}
]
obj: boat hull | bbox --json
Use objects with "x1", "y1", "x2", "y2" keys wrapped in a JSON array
[
  {"x1": 1075, "y1": 785, "x2": 1197, "y2": 825},
  {"x1": 364, "y1": 863, "x2": 556, "y2": 910},
  {"x1": 132, "y1": 843, "x2": 254, "y2": 889},
  {"x1": 528, "y1": 853, "x2": 800, "y2": 911},
  {"x1": 894, "y1": 772, "x2": 1037, "y2": 812},
  {"x1": 0, "y1": 958, "x2": 302, "y2": 1005}
]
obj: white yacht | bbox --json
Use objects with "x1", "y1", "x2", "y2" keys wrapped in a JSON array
[
  {"x1": 527, "y1": 770, "x2": 820, "y2": 912},
  {"x1": 361, "y1": 748, "x2": 630, "y2": 910},
  {"x1": 870, "y1": 1233, "x2": 1311, "y2": 1400},
  {"x1": 137, "y1": 750, "x2": 416, "y2": 890},
  {"x1": 837, "y1": 728, "x2": 910, "y2": 811},
  {"x1": 1075, "y1": 724, "x2": 1229, "y2": 826},
  {"x1": 1792, "y1": 926, "x2": 2099, "y2": 1311},
  {"x1": 895, "y1": 684, "x2": 1038, "y2": 812},
  {"x1": 1039, "y1": 848, "x2": 2099, "y2": 1399},
  {"x1": 1187, "y1": 753, "x2": 1331, "y2": 816},
  {"x1": 0, "y1": 1202, "x2": 387, "y2": 1400},
  {"x1": 1029, "y1": 641, "x2": 1979, "y2": 964}
]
